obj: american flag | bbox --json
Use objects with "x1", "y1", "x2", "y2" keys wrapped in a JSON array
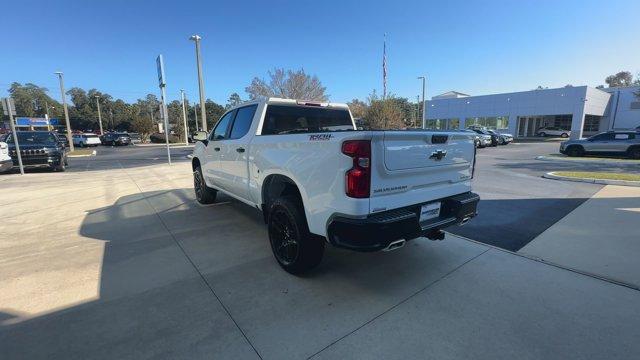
[{"x1": 382, "y1": 34, "x2": 387, "y2": 99}]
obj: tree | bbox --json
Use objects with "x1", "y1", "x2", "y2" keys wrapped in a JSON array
[
  {"x1": 605, "y1": 71, "x2": 633, "y2": 87},
  {"x1": 204, "y1": 99, "x2": 225, "y2": 130},
  {"x1": 364, "y1": 91, "x2": 404, "y2": 130},
  {"x1": 131, "y1": 114, "x2": 155, "y2": 142},
  {"x1": 226, "y1": 93, "x2": 243, "y2": 109},
  {"x1": 347, "y1": 99, "x2": 368, "y2": 119},
  {"x1": 8, "y1": 82, "x2": 61, "y2": 118},
  {"x1": 167, "y1": 100, "x2": 185, "y2": 141},
  {"x1": 245, "y1": 68, "x2": 328, "y2": 101}
]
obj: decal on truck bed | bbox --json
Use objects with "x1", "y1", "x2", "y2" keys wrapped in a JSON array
[
  {"x1": 373, "y1": 185, "x2": 408, "y2": 194},
  {"x1": 309, "y1": 134, "x2": 333, "y2": 141}
]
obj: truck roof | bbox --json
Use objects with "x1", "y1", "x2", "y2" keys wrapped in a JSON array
[{"x1": 233, "y1": 97, "x2": 349, "y2": 110}]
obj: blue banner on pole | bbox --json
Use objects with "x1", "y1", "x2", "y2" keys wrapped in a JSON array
[{"x1": 16, "y1": 117, "x2": 59, "y2": 126}]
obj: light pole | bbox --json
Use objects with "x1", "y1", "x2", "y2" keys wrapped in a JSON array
[
  {"x1": 415, "y1": 95, "x2": 420, "y2": 128},
  {"x1": 55, "y1": 71, "x2": 74, "y2": 151},
  {"x1": 417, "y1": 76, "x2": 426, "y2": 128},
  {"x1": 189, "y1": 34, "x2": 207, "y2": 131},
  {"x1": 95, "y1": 96, "x2": 104, "y2": 134},
  {"x1": 180, "y1": 89, "x2": 189, "y2": 146}
]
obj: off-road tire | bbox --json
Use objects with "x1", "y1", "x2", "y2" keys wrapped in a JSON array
[
  {"x1": 193, "y1": 166, "x2": 217, "y2": 204},
  {"x1": 267, "y1": 196, "x2": 324, "y2": 274},
  {"x1": 53, "y1": 156, "x2": 66, "y2": 172}
]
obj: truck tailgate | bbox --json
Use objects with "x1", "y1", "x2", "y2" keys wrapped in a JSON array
[{"x1": 370, "y1": 131, "x2": 475, "y2": 213}]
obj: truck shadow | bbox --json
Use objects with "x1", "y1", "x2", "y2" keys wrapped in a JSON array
[{"x1": 4, "y1": 187, "x2": 632, "y2": 358}]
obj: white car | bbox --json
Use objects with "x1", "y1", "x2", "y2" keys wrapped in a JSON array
[
  {"x1": 72, "y1": 133, "x2": 101, "y2": 147},
  {"x1": 191, "y1": 98, "x2": 479, "y2": 274},
  {"x1": 537, "y1": 126, "x2": 570, "y2": 138},
  {"x1": 0, "y1": 141, "x2": 12, "y2": 173}
]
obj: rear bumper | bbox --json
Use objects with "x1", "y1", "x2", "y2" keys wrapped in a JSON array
[{"x1": 327, "y1": 192, "x2": 480, "y2": 252}]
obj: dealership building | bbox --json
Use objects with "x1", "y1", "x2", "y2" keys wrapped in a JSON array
[{"x1": 424, "y1": 85, "x2": 640, "y2": 139}]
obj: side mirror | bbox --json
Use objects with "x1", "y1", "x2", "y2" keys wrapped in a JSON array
[{"x1": 193, "y1": 131, "x2": 208, "y2": 142}]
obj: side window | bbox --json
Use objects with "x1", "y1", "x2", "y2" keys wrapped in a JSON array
[
  {"x1": 210, "y1": 110, "x2": 236, "y2": 141},
  {"x1": 614, "y1": 133, "x2": 631, "y2": 140},
  {"x1": 591, "y1": 133, "x2": 614, "y2": 141},
  {"x1": 229, "y1": 105, "x2": 258, "y2": 139}
]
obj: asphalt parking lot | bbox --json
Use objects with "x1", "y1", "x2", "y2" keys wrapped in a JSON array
[{"x1": 2, "y1": 142, "x2": 640, "y2": 359}]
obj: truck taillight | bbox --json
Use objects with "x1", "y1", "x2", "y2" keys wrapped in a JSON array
[{"x1": 342, "y1": 140, "x2": 371, "y2": 198}]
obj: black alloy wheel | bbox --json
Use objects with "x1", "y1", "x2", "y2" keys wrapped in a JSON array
[{"x1": 269, "y1": 208, "x2": 300, "y2": 266}]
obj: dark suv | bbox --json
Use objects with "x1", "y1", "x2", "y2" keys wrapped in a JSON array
[
  {"x1": 101, "y1": 132, "x2": 132, "y2": 146},
  {"x1": 5, "y1": 131, "x2": 68, "y2": 172}
]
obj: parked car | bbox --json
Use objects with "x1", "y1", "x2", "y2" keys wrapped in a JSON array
[
  {"x1": 469, "y1": 128, "x2": 498, "y2": 147},
  {"x1": 129, "y1": 133, "x2": 142, "y2": 144},
  {"x1": 487, "y1": 129, "x2": 513, "y2": 145},
  {"x1": 101, "y1": 132, "x2": 132, "y2": 146},
  {"x1": 0, "y1": 141, "x2": 12, "y2": 173},
  {"x1": 191, "y1": 98, "x2": 479, "y2": 274},
  {"x1": 4, "y1": 131, "x2": 68, "y2": 172},
  {"x1": 560, "y1": 131, "x2": 640, "y2": 159},
  {"x1": 537, "y1": 126, "x2": 570, "y2": 138},
  {"x1": 55, "y1": 133, "x2": 70, "y2": 149},
  {"x1": 72, "y1": 133, "x2": 101, "y2": 147},
  {"x1": 460, "y1": 129, "x2": 487, "y2": 148}
]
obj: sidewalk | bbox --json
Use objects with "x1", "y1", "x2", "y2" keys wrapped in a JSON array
[
  {"x1": 1, "y1": 165, "x2": 639, "y2": 359},
  {"x1": 520, "y1": 185, "x2": 640, "y2": 288}
]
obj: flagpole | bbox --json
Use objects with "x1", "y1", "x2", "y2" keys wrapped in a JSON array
[{"x1": 382, "y1": 33, "x2": 387, "y2": 100}]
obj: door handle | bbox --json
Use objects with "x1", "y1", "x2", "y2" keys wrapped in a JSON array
[
  {"x1": 214, "y1": 147, "x2": 221, "y2": 151},
  {"x1": 236, "y1": 147, "x2": 245, "y2": 153}
]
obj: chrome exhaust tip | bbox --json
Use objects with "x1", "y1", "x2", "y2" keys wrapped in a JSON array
[
  {"x1": 459, "y1": 217, "x2": 472, "y2": 226},
  {"x1": 382, "y1": 239, "x2": 406, "y2": 252}
]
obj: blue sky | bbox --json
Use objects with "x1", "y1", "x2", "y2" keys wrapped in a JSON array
[{"x1": 1, "y1": 0, "x2": 639, "y2": 105}]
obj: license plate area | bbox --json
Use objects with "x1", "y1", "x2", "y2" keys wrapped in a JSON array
[{"x1": 419, "y1": 202, "x2": 441, "y2": 223}]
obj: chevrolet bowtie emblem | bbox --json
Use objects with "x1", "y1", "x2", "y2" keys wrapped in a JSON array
[{"x1": 429, "y1": 149, "x2": 447, "y2": 161}]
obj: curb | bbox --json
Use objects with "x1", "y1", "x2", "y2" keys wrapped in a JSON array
[
  {"x1": 68, "y1": 150, "x2": 96, "y2": 158},
  {"x1": 536, "y1": 155, "x2": 640, "y2": 165},
  {"x1": 134, "y1": 144, "x2": 194, "y2": 148},
  {"x1": 543, "y1": 172, "x2": 640, "y2": 187}
]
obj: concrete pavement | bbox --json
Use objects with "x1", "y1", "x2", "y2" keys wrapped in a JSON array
[
  {"x1": 520, "y1": 185, "x2": 640, "y2": 289},
  {"x1": 1, "y1": 162, "x2": 639, "y2": 359}
]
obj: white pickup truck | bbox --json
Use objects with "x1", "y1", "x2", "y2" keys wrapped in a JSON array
[{"x1": 191, "y1": 98, "x2": 479, "y2": 274}]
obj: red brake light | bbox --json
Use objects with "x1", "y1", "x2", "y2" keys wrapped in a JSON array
[{"x1": 342, "y1": 140, "x2": 371, "y2": 198}]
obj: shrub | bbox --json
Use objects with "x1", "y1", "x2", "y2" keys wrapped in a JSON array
[{"x1": 150, "y1": 132, "x2": 180, "y2": 144}]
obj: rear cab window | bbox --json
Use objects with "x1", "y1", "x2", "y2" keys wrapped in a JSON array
[{"x1": 260, "y1": 105, "x2": 354, "y2": 135}]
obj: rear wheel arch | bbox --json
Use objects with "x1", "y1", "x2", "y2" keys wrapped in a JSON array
[{"x1": 261, "y1": 174, "x2": 306, "y2": 223}]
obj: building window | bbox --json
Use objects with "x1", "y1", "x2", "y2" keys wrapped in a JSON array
[
  {"x1": 464, "y1": 116, "x2": 509, "y2": 130},
  {"x1": 583, "y1": 115, "x2": 600, "y2": 132},
  {"x1": 553, "y1": 115, "x2": 572, "y2": 130},
  {"x1": 425, "y1": 118, "x2": 460, "y2": 130}
]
